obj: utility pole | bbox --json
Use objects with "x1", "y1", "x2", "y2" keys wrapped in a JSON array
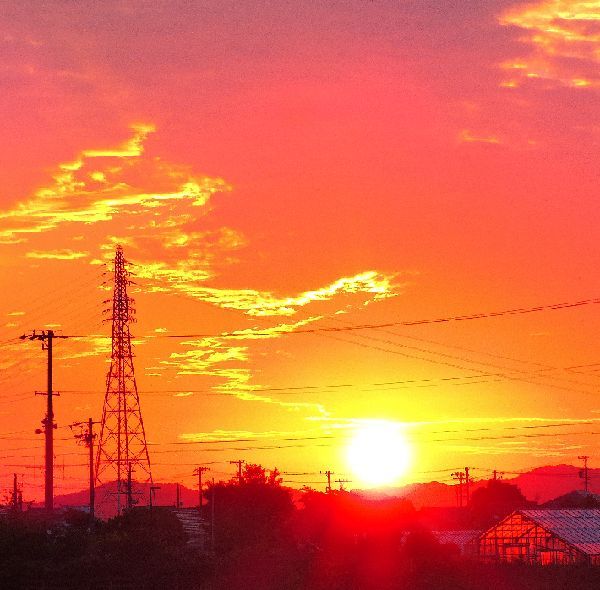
[
  {"x1": 21, "y1": 329, "x2": 68, "y2": 513},
  {"x1": 12, "y1": 473, "x2": 21, "y2": 512},
  {"x1": 210, "y1": 477, "x2": 215, "y2": 552},
  {"x1": 194, "y1": 466, "x2": 209, "y2": 520},
  {"x1": 320, "y1": 470, "x2": 334, "y2": 493},
  {"x1": 149, "y1": 485, "x2": 161, "y2": 509},
  {"x1": 126, "y1": 464, "x2": 134, "y2": 510},
  {"x1": 578, "y1": 455, "x2": 590, "y2": 493},
  {"x1": 335, "y1": 478, "x2": 351, "y2": 491},
  {"x1": 465, "y1": 467, "x2": 471, "y2": 505},
  {"x1": 176, "y1": 483, "x2": 182, "y2": 508},
  {"x1": 229, "y1": 460, "x2": 245, "y2": 485},
  {"x1": 71, "y1": 418, "x2": 98, "y2": 520},
  {"x1": 452, "y1": 471, "x2": 465, "y2": 507}
]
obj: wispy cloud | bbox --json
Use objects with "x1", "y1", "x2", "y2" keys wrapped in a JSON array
[
  {"x1": 500, "y1": 0, "x2": 600, "y2": 88},
  {"x1": 137, "y1": 270, "x2": 398, "y2": 317},
  {"x1": 0, "y1": 124, "x2": 230, "y2": 243},
  {"x1": 459, "y1": 130, "x2": 501, "y2": 145},
  {"x1": 0, "y1": 125, "x2": 403, "y2": 403},
  {"x1": 26, "y1": 249, "x2": 89, "y2": 260}
]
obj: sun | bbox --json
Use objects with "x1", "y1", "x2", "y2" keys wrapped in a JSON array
[{"x1": 346, "y1": 421, "x2": 412, "y2": 488}]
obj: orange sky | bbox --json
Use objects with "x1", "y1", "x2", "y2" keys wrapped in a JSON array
[{"x1": 1, "y1": 1, "x2": 600, "y2": 500}]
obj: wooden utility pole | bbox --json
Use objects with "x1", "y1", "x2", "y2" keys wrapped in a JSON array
[
  {"x1": 465, "y1": 467, "x2": 471, "y2": 505},
  {"x1": 194, "y1": 466, "x2": 209, "y2": 520}
]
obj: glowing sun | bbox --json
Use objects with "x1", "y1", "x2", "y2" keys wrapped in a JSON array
[{"x1": 347, "y1": 421, "x2": 412, "y2": 487}]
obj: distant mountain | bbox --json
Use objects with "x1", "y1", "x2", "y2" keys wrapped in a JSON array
[
  {"x1": 506, "y1": 464, "x2": 598, "y2": 503},
  {"x1": 355, "y1": 464, "x2": 597, "y2": 508},
  {"x1": 44, "y1": 480, "x2": 199, "y2": 518},
  {"x1": 46, "y1": 464, "x2": 597, "y2": 516}
]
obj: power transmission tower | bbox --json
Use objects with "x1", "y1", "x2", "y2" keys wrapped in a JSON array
[
  {"x1": 194, "y1": 466, "x2": 209, "y2": 520},
  {"x1": 95, "y1": 245, "x2": 152, "y2": 515},
  {"x1": 229, "y1": 460, "x2": 245, "y2": 485},
  {"x1": 578, "y1": 455, "x2": 590, "y2": 493},
  {"x1": 20, "y1": 329, "x2": 67, "y2": 512},
  {"x1": 320, "y1": 470, "x2": 334, "y2": 493},
  {"x1": 71, "y1": 418, "x2": 98, "y2": 520}
]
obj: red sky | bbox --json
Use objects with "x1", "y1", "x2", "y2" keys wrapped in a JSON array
[{"x1": 1, "y1": 0, "x2": 599, "y2": 499}]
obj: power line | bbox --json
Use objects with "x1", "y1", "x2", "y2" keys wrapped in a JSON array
[
  {"x1": 25, "y1": 296, "x2": 600, "y2": 343},
  {"x1": 162, "y1": 297, "x2": 600, "y2": 338}
]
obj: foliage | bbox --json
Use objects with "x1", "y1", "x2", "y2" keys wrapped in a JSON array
[
  {"x1": 469, "y1": 480, "x2": 532, "y2": 528},
  {"x1": 206, "y1": 463, "x2": 294, "y2": 553}
]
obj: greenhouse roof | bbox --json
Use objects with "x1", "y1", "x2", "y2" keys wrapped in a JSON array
[{"x1": 520, "y1": 510, "x2": 600, "y2": 556}]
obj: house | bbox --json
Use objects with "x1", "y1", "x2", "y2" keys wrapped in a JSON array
[{"x1": 478, "y1": 509, "x2": 600, "y2": 565}]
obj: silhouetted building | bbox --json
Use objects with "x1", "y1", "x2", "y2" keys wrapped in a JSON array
[
  {"x1": 479, "y1": 509, "x2": 600, "y2": 565},
  {"x1": 433, "y1": 529, "x2": 481, "y2": 556}
]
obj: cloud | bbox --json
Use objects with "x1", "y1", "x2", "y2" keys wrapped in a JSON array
[
  {"x1": 500, "y1": 0, "x2": 600, "y2": 87},
  {"x1": 26, "y1": 249, "x2": 89, "y2": 260},
  {"x1": 178, "y1": 428, "x2": 330, "y2": 443},
  {"x1": 138, "y1": 269, "x2": 398, "y2": 317},
  {"x1": 459, "y1": 130, "x2": 502, "y2": 144},
  {"x1": 0, "y1": 124, "x2": 403, "y2": 405},
  {"x1": 0, "y1": 124, "x2": 230, "y2": 243}
]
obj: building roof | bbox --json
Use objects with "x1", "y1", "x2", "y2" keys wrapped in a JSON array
[
  {"x1": 520, "y1": 509, "x2": 600, "y2": 556},
  {"x1": 433, "y1": 530, "x2": 482, "y2": 548}
]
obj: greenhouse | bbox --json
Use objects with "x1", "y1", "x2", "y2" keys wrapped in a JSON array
[{"x1": 478, "y1": 510, "x2": 600, "y2": 566}]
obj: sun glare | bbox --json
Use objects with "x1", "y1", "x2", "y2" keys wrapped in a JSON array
[{"x1": 346, "y1": 421, "x2": 412, "y2": 488}]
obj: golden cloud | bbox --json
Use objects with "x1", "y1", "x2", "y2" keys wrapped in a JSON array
[
  {"x1": 500, "y1": 0, "x2": 600, "y2": 87},
  {"x1": 138, "y1": 269, "x2": 397, "y2": 317},
  {"x1": 459, "y1": 130, "x2": 502, "y2": 144},
  {"x1": 26, "y1": 249, "x2": 89, "y2": 260},
  {"x1": 0, "y1": 124, "x2": 403, "y2": 405},
  {"x1": 0, "y1": 124, "x2": 230, "y2": 243}
]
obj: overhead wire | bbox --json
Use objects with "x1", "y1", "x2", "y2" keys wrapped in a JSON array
[{"x1": 161, "y1": 296, "x2": 600, "y2": 339}]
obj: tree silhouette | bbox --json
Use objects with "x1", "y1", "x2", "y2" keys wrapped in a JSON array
[
  {"x1": 469, "y1": 480, "x2": 531, "y2": 528},
  {"x1": 206, "y1": 464, "x2": 294, "y2": 553}
]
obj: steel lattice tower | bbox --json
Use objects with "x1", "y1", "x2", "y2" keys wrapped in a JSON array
[{"x1": 96, "y1": 245, "x2": 152, "y2": 515}]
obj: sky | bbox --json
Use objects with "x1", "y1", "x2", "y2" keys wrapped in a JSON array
[{"x1": 1, "y1": 0, "x2": 599, "y2": 501}]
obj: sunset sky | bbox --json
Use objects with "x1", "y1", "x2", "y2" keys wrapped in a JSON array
[{"x1": 1, "y1": 1, "x2": 599, "y2": 500}]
